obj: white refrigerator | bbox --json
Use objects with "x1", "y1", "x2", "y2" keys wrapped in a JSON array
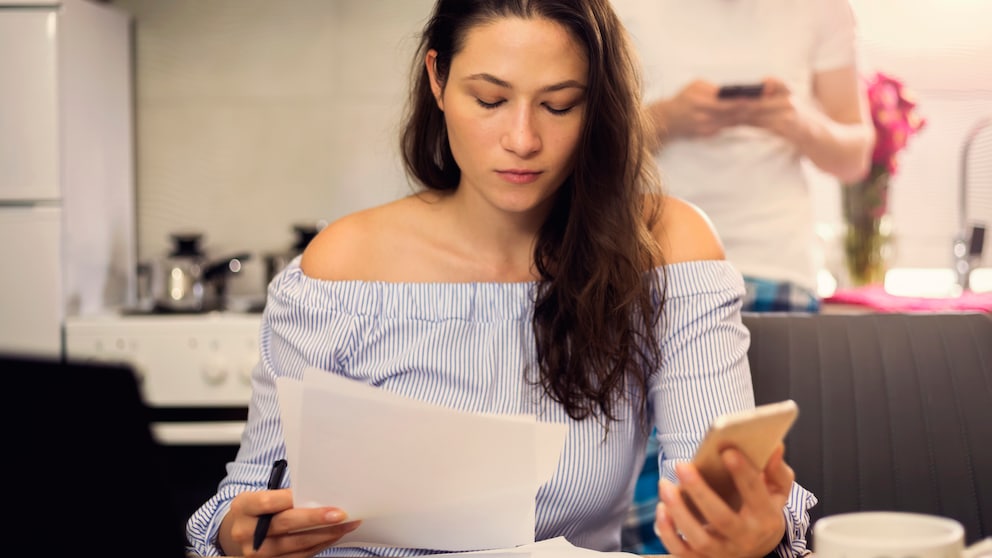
[{"x1": 0, "y1": 0, "x2": 135, "y2": 357}]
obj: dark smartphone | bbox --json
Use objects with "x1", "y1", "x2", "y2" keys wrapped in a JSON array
[{"x1": 717, "y1": 83, "x2": 765, "y2": 99}]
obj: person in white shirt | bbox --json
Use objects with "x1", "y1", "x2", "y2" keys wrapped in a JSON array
[{"x1": 613, "y1": 0, "x2": 874, "y2": 312}]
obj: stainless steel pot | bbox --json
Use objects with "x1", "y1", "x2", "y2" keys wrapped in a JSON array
[
  {"x1": 153, "y1": 233, "x2": 251, "y2": 312},
  {"x1": 264, "y1": 223, "x2": 322, "y2": 285}
]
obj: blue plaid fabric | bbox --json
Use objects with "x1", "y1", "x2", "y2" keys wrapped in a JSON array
[
  {"x1": 621, "y1": 433, "x2": 668, "y2": 555},
  {"x1": 620, "y1": 276, "x2": 818, "y2": 555},
  {"x1": 742, "y1": 276, "x2": 820, "y2": 313}
]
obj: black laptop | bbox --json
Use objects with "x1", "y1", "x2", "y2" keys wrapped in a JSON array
[{"x1": 2, "y1": 353, "x2": 187, "y2": 556}]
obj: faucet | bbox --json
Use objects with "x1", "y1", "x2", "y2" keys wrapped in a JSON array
[{"x1": 954, "y1": 115, "x2": 991, "y2": 291}]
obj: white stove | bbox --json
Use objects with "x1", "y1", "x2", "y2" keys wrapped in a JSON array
[{"x1": 64, "y1": 312, "x2": 263, "y2": 444}]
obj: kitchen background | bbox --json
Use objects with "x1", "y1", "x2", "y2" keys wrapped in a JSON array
[
  {"x1": 0, "y1": 0, "x2": 988, "y2": 540},
  {"x1": 108, "y1": 0, "x2": 991, "y2": 286}
]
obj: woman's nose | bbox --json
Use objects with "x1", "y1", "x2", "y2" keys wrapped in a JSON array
[{"x1": 501, "y1": 108, "x2": 542, "y2": 157}]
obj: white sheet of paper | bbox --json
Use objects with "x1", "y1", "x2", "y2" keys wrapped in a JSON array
[{"x1": 275, "y1": 367, "x2": 568, "y2": 551}]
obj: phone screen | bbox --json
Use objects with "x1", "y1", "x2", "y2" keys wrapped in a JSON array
[{"x1": 717, "y1": 83, "x2": 765, "y2": 99}]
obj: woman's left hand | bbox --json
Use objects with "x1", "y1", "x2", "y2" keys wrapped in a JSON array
[{"x1": 653, "y1": 443, "x2": 793, "y2": 558}]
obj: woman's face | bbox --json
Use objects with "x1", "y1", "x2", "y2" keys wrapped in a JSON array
[{"x1": 427, "y1": 16, "x2": 588, "y2": 218}]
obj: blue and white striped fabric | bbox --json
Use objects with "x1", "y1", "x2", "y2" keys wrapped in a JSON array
[{"x1": 185, "y1": 257, "x2": 816, "y2": 557}]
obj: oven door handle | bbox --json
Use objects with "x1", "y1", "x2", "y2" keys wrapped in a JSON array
[{"x1": 152, "y1": 421, "x2": 246, "y2": 445}]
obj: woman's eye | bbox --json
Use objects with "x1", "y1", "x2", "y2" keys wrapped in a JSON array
[
  {"x1": 545, "y1": 104, "x2": 575, "y2": 116},
  {"x1": 476, "y1": 98, "x2": 504, "y2": 109}
]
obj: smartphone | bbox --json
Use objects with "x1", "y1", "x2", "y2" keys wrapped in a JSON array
[
  {"x1": 717, "y1": 83, "x2": 765, "y2": 99},
  {"x1": 686, "y1": 399, "x2": 799, "y2": 513}
]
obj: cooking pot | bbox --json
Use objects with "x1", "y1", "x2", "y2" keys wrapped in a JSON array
[
  {"x1": 264, "y1": 223, "x2": 322, "y2": 284},
  {"x1": 152, "y1": 232, "x2": 251, "y2": 312}
]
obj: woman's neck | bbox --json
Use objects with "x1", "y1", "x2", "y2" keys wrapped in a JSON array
[{"x1": 416, "y1": 189, "x2": 546, "y2": 282}]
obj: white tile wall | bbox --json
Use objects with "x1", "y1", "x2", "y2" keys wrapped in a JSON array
[{"x1": 112, "y1": 0, "x2": 432, "y2": 262}]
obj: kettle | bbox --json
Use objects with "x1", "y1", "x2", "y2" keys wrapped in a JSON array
[{"x1": 154, "y1": 232, "x2": 251, "y2": 312}]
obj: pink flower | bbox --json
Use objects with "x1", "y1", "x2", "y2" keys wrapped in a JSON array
[{"x1": 864, "y1": 72, "x2": 926, "y2": 175}]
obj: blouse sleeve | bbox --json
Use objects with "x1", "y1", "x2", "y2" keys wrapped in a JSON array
[
  {"x1": 651, "y1": 261, "x2": 817, "y2": 557},
  {"x1": 184, "y1": 260, "x2": 362, "y2": 556}
]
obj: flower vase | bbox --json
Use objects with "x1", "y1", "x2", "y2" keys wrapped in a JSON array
[{"x1": 842, "y1": 167, "x2": 891, "y2": 287}]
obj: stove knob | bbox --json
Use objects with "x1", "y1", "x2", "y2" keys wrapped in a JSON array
[
  {"x1": 237, "y1": 358, "x2": 256, "y2": 385},
  {"x1": 202, "y1": 357, "x2": 230, "y2": 386}
]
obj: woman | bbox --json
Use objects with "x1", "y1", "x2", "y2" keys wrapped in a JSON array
[{"x1": 185, "y1": 1, "x2": 815, "y2": 556}]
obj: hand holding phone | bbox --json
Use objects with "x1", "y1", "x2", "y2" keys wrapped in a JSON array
[
  {"x1": 717, "y1": 83, "x2": 765, "y2": 99},
  {"x1": 687, "y1": 399, "x2": 799, "y2": 512}
]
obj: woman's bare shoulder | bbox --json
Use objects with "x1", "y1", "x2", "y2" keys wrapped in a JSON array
[
  {"x1": 300, "y1": 197, "x2": 418, "y2": 281},
  {"x1": 647, "y1": 194, "x2": 726, "y2": 264}
]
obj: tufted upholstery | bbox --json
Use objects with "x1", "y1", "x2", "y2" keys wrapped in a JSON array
[{"x1": 742, "y1": 311, "x2": 992, "y2": 545}]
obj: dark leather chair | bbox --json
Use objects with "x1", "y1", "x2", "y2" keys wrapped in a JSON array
[
  {"x1": 742, "y1": 311, "x2": 992, "y2": 545},
  {"x1": 1, "y1": 355, "x2": 187, "y2": 555}
]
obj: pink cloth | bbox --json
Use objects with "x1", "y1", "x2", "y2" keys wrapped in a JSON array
[{"x1": 825, "y1": 286, "x2": 992, "y2": 313}]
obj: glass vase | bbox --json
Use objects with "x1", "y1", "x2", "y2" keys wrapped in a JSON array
[{"x1": 842, "y1": 169, "x2": 891, "y2": 287}]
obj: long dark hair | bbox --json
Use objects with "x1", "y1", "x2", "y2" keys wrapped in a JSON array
[{"x1": 401, "y1": 0, "x2": 666, "y2": 423}]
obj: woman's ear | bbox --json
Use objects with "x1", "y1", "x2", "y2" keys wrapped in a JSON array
[{"x1": 425, "y1": 50, "x2": 444, "y2": 111}]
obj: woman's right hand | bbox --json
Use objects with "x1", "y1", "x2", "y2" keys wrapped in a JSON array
[{"x1": 219, "y1": 488, "x2": 360, "y2": 557}]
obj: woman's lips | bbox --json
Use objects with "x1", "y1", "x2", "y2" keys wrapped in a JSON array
[{"x1": 496, "y1": 170, "x2": 543, "y2": 184}]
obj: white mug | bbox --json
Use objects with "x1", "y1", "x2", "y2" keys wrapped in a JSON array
[{"x1": 812, "y1": 511, "x2": 990, "y2": 558}]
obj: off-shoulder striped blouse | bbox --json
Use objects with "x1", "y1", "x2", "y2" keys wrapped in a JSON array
[{"x1": 185, "y1": 258, "x2": 816, "y2": 556}]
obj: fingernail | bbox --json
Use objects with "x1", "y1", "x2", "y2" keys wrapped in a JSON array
[{"x1": 325, "y1": 510, "x2": 346, "y2": 523}]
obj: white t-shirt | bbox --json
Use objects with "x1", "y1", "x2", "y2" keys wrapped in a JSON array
[{"x1": 613, "y1": 0, "x2": 858, "y2": 292}]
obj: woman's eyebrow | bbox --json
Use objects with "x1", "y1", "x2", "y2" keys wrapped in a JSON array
[{"x1": 465, "y1": 73, "x2": 587, "y2": 92}]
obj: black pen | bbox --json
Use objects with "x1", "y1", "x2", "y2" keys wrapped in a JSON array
[{"x1": 252, "y1": 459, "x2": 288, "y2": 551}]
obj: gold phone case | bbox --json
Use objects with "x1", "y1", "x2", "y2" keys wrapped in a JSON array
[{"x1": 689, "y1": 399, "x2": 799, "y2": 511}]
